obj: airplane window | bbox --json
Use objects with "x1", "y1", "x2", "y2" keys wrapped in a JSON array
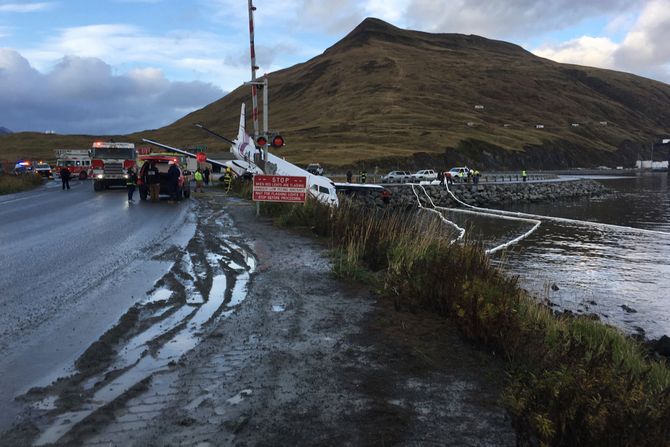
[{"x1": 319, "y1": 186, "x2": 329, "y2": 194}]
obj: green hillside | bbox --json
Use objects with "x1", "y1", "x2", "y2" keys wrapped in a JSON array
[{"x1": 2, "y1": 18, "x2": 669, "y2": 169}]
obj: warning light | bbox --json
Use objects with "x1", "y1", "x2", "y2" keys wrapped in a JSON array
[
  {"x1": 256, "y1": 135, "x2": 268, "y2": 147},
  {"x1": 271, "y1": 135, "x2": 284, "y2": 148}
]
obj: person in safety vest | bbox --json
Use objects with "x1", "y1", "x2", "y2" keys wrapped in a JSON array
[
  {"x1": 473, "y1": 169, "x2": 480, "y2": 184},
  {"x1": 126, "y1": 167, "x2": 138, "y2": 202},
  {"x1": 223, "y1": 167, "x2": 233, "y2": 192},
  {"x1": 458, "y1": 171, "x2": 464, "y2": 182},
  {"x1": 522, "y1": 169, "x2": 527, "y2": 182},
  {"x1": 194, "y1": 168, "x2": 204, "y2": 193}
]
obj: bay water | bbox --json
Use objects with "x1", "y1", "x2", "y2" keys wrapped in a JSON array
[{"x1": 442, "y1": 174, "x2": 670, "y2": 339}]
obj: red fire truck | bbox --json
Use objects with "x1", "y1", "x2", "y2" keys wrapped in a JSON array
[
  {"x1": 55, "y1": 149, "x2": 92, "y2": 180},
  {"x1": 90, "y1": 141, "x2": 137, "y2": 191}
]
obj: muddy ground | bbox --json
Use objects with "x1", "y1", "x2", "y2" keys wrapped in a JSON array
[{"x1": 2, "y1": 191, "x2": 515, "y2": 446}]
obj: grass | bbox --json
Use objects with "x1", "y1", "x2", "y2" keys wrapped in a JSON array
[
  {"x1": 263, "y1": 197, "x2": 670, "y2": 446},
  {"x1": 0, "y1": 173, "x2": 44, "y2": 195},
  {"x1": 3, "y1": 20, "x2": 670, "y2": 169}
]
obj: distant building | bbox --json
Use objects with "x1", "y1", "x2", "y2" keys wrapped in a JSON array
[
  {"x1": 535, "y1": 124, "x2": 544, "y2": 129},
  {"x1": 474, "y1": 105, "x2": 484, "y2": 110},
  {"x1": 571, "y1": 123, "x2": 580, "y2": 127},
  {"x1": 503, "y1": 124, "x2": 511, "y2": 128},
  {"x1": 599, "y1": 121, "x2": 608, "y2": 126},
  {"x1": 466, "y1": 122, "x2": 476, "y2": 127}
]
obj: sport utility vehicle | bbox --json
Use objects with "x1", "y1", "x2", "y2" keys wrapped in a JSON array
[
  {"x1": 411, "y1": 169, "x2": 438, "y2": 182},
  {"x1": 381, "y1": 170, "x2": 411, "y2": 183},
  {"x1": 137, "y1": 155, "x2": 191, "y2": 200},
  {"x1": 306, "y1": 163, "x2": 325, "y2": 175},
  {"x1": 33, "y1": 162, "x2": 53, "y2": 178}
]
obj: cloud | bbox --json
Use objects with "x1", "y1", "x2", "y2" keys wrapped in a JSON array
[
  {"x1": 534, "y1": 36, "x2": 618, "y2": 69},
  {"x1": 0, "y1": 2, "x2": 54, "y2": 13},
  {"x1": 613, "y1": 0, "x2": 670, "y2": 72},
  {"x1": 532, "y1": 0, "x2": 670, "y2": 83},
  {"x1": 0, "y1": 49, "x2": 225, "y2": 134},
  {"x1": 403, "y1": 0, "x2": 640, "y2": 38}
]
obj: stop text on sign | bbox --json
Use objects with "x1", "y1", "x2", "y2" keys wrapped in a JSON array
[{"x1": 253, "y1": 175, "x2": 307, "y2": 203}]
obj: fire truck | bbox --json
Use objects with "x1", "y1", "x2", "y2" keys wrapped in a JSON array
[
  {"x1": 55, "y1": 149, "x2": 92, "y2": 180},
  {"x1": 90, "y1": 141, "x2": 137, "y2": 191}
]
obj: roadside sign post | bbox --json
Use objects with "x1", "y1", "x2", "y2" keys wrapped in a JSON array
[{"x1": 253, "y1": 175, "x2": 307, "y2": 204}]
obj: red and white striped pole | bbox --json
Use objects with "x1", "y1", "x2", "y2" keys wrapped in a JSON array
[{"x1": 248, "y1": 0, "x2": 259, "y2": 140}]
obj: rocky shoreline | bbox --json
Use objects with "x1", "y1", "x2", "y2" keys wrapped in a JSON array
[{"x1": 348, "y1": 179, "x2": 609, "y2": 209}]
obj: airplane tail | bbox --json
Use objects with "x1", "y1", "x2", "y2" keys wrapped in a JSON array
[{"x1": 237, "y1": 103, "x2": 246, "y2": 143}]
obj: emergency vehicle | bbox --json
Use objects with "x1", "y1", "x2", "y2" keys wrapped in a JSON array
[
  {"x1": 55, "y1": 149, "x2": 92, "y2": 180},
  {"x1": 90, "y1": 142, "x2": 137, "y2": 191}
]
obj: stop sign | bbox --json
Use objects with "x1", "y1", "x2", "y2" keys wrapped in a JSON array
[{"x1": 196, "y1": 152, "x2": 207, "y2": 163}]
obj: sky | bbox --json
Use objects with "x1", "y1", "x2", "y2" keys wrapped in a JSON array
[{"x1": 1, "y1": 0, "x2": 669, "y2": 135}]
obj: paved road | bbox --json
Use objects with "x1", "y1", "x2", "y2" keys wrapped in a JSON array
[{"x1": 0, "y1": 179, "x2": 195, "y2": 431}]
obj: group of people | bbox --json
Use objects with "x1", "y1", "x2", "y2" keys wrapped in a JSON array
[
  {"x1": 193, "y1": 167, "x2": 211, "y2": 193},
  {"x1": 125, "y1": 163, "x2": 213, "y2": 203},
  {"x1": 438, "y1": 168, "x2": 480, "y2": 185}
]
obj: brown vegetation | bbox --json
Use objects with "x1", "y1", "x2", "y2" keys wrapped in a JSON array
[
  {"x1": 2, "y1": 18, "x2": 670, "y2": 169},
  {"x1": 262, "y1": 198, "x2": 670, "y2": 446}
]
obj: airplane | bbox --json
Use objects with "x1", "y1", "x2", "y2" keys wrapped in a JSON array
[{"x1": 143, "y1": 104, "x2": 340, "y2": 206}]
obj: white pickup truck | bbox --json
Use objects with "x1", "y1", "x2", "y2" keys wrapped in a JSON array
[
  {"x1": 381, "y1": 170, "x2": 411, "y2": 183},
  {"x1": 411, "y1": 169, "x2": 438, "y2": 182}
]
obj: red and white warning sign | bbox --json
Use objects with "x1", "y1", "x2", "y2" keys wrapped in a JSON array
[{"x1": 253, "y1": 175, "x2": 307, "y2": 203}]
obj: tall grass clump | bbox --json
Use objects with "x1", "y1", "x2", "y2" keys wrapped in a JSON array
[
  {"x1": 262, "y1": 196, "x2": 670, "y2": 445},
  {"x1": 0, "y1": 174, "x2": 44, "y2": 195}
]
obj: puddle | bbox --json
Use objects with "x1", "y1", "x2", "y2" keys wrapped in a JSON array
[
  {"x1": 226, "y1": 389, "x2": 253, "y2": 405},
  {"x1": 144, "y1": 288, "x2": 173, "y2": 304},
  {"x1": 33, "y1": 236, "x2": 257, "y2": 446},
  {"x1": 32, "y1": 395, "x2": 58, "y2": 411}
]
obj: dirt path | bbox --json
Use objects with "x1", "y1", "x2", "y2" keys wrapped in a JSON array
[{"x1": 2, "y1": 191, "x2": 515, "y2": 446}]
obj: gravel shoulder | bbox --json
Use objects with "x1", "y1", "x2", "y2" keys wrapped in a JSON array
[{"x1": 2, "y1": 191, "x2": 515, "y2": 446}]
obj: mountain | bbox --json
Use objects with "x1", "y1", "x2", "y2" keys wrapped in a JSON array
[
  {"x1": 0, "y1": 127, "x2": 12, "y2": 135},
  {"x1": 2, "y1": 18, "x2": 669, "y2": 169}
]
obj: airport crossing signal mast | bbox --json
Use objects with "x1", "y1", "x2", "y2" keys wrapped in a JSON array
[{"x1": 247, "y1": 0, "x2": 272, "y2": 172}]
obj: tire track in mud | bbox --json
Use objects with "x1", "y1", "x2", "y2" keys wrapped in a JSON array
[{"x1": 1, "y1": 197, "x2": 256, "y2": 447}]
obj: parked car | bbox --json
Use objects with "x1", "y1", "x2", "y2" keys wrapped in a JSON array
[
  {"x1": 381, "y1": 170, "x2": 411, "y2": 183},
  {"x1": 411, "y1": 169, "x2": 438, "y2": 182},
  {"x1": 446, "y1": 167, "x2": 471, "y2": 182},
  {"x1": 137, "y1": 155, "x2": 191, "y2": 200},
  {"x1": 306, "y1": 163, "x2": 325, "y2": 175}
]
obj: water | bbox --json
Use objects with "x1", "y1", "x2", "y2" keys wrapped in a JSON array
[{"x1": 443, "y1": 174, "x2": 670, "y2": 339}]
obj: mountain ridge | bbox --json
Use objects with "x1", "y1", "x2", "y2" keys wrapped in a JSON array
[{"x1": 1, "y1": 18, "x2": 669, "y2": 169}]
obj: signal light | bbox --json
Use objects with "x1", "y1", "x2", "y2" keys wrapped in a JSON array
[
  {"x1": 256, "y1": 135, "x2": 268, "y2": 147},
  {"x1": 271, "y1": 134, "x2": 285, "y2": 148}
]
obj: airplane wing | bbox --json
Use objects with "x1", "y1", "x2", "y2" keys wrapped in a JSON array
[
  {"x1": 334, "y1": 183, "x2": 385, "y2": 192},
  {"x1": 141, "y1": 138, "x2": 229, "y2": 170}
]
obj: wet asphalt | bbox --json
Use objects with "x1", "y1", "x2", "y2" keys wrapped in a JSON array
[{"x1": 0, "y1": 178, "x2": 195, "y2": 431}]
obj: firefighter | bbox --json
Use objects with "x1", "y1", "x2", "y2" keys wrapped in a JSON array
[
  {"x1": 223, "y1": 167, "x2": 233, "y2": 192},
  {"x1": 194, "y1": 168, "x2": 204, "y2": 193},
  {"x1": 59, "y1": 167, "x2": 71, "y2": 190},
  {"x1": 126, "y1": 167, "x2": 137, "y2": 202},
  {"x1": 145, "y1": 162, "x2": 160, "y2": 202},
  {"x1": 167, "y1": 161, "x2": 180, "y2": 203}
]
